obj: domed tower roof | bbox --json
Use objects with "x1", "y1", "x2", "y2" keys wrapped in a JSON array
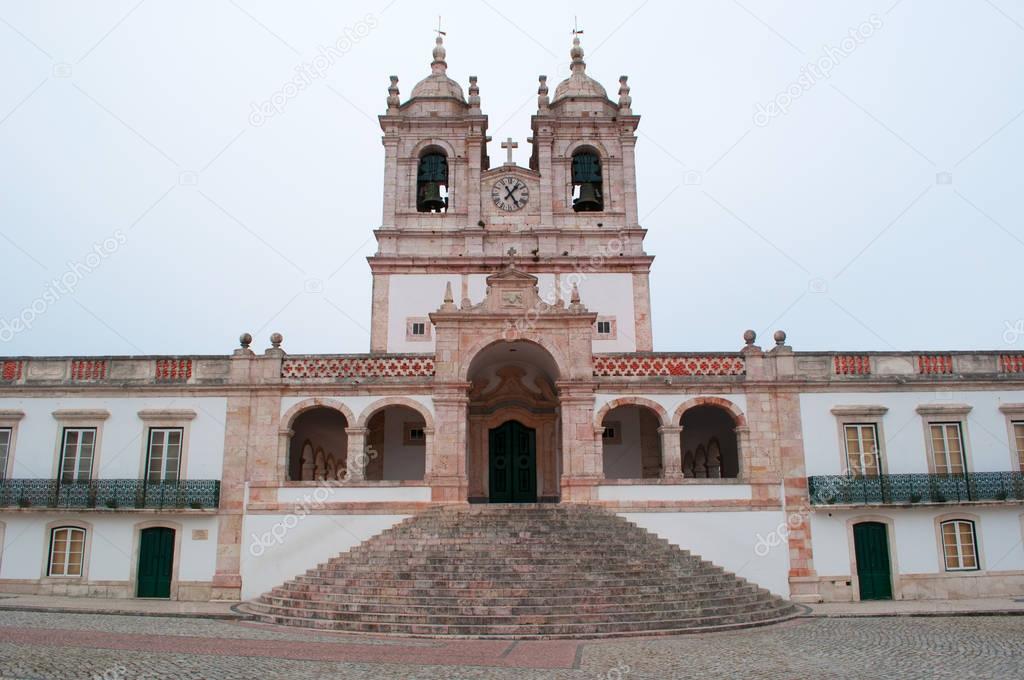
[
  {"x1": 552, "y1": 35, "x2": 608, "y2": 102},
  {"x1": 409, "y1": 35, "x2": 465, "y2": 102}
]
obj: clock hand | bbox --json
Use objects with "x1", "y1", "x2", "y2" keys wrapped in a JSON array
[{"x1": 504, "y1": 186, "x2": 516, "y2": 201}]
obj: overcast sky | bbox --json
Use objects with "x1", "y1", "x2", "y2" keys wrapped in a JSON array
[{"x1": 1, "y1": 0, "x2": 1022, "y2": 357}]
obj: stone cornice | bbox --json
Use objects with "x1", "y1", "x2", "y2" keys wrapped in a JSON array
[
  {"x1": 830, "y1": 405, "x2": 890, "y2": 417},
  {"x1": 915, "y1": 404, "x2": 973, "y2": 416}
]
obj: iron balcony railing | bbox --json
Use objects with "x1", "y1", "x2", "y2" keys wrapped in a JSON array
[
  {"x1": 808, "y1": 471, "x2": 1024, "y2": 506},
  {"x1": 0, "y1": 479, "x2": 220, "y2": 510}
]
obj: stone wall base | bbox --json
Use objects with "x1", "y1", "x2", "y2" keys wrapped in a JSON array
[
  {"x1": 816, "y1": 571, "x2": 1024, "y2": 602},
  {"x1": 0, "y1": 579, "x2": 214, "y2": 601}
]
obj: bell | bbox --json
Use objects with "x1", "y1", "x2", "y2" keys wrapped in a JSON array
[
  {"x1": 417, "y1": 181, "x2": 447, "y2": 212},
  {"x1": 573, "y1": 182, "x2": 603, "y2": 212}
]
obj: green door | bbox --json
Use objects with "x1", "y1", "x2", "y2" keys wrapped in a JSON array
[
  {"x1": 137, "y1": 527, "x2": 174, "y2": 598},
  {"x1": 853, "y1": 522, "x2": 892, "y2": 600},
  {"x1": 488, "y1": 421, "x2": 537, "y2": 503}
]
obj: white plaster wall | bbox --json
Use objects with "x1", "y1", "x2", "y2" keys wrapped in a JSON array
[
  {"x1": 602, "y1": 405, "x2": 642, "y2": 478},
  {"x1": 800, "y1": 390, "x2": 1024, "y2": 475},
  {"x1": 594, "y1": 393, "x2": 748, "y2": 427},
  {"x1": 0, "y1": 396, "x2": 226, "y2": 480},
  {"x1": 240, "y1": 513, "x2": 407, "y2": 599},
  {"x1": 623, "y1": 511, "x2": 789, "y2": 596},
  {"x1": 577, "y1": 273, "x2": 636, "y2": 352},
  {"x1": 276, "y1": 486, "x2": 431, "y2": 503},
  {"x1": 0, "y1": 513, "x2": 218, "y2": 581},
  {"x1": 386, "y1": 274, "x2": 461, "y2": 353},
  {"x1": 381, "y1": 408, "x2": 426, "y2": 480},
  {"x1": 280, "y1": 395, "x2": 435, "y2": 422},
  {"x1": 810, "y1": 507, "x2": 1024, "y2": 576},
  {"x1": 599, "y1": 484, "x2": 753, "y2": 502}
]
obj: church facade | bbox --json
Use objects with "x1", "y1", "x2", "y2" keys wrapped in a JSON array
[{"x1": 1, "y1": 35, "x2": 1024, "y2": 607}]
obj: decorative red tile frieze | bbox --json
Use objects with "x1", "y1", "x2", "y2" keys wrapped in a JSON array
[
  {"x1": 70, "y1": 359, "x2": 107, "y2": 381},
  {"x1": 592, "y1": 354, "x2": 745, "y2": 377},
  {"x1": 833, "y1": 355, "x2": 870, "y2": 375},
  {"x1": 156, "y1": 359, "x2": 192, "y2": 382},
  {"x1": 918, "y1": 355, "x2": 953, "y2": 375},
  {"x1": 282, "y1": 356, "x2": 435, "y2": 378},
  {"x1": 0, "y1": 360, "x2": 23, "y2": 382},
  {"x1": 1002, "y1": 355, "x2": 1024, "y2": 373}
]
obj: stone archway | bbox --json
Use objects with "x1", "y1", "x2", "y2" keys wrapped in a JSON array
[{"x1": 465, "y1": 340, "x2": 561, "y2": 503}]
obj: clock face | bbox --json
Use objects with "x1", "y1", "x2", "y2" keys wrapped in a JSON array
[{"x1": 491, "y1": 176, "x2": 530, "y2": 212}]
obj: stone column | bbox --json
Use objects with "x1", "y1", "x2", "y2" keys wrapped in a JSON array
[
  {"x1": 658, "y1": 425, "x2": 684, "y2": 480},
  {"x1": 429, "y1": 384, "x2": 470, "y2": 502},
  {"x1": 277, "y1": 428, "x2": 293, "y2": 483},
  {"x1": 344, "y1": 427, "x2": 368, "y2": 482}
]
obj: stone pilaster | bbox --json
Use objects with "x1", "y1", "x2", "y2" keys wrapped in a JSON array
[
  {"x1": 370, "y1": 274, "x2": 389, "y2": 353},
  {"x1": 632, "y1": 271, "x2": 653, "y2": 352},
  {"x1": 558, "y1": 382, "x2": 601, "y2": 501},
  {"x1": 658, "y1": 425, "x2": 683, "y2": 480},
  {"x1": 429, "y1": 383, "x2": 470, "y2": 502}
]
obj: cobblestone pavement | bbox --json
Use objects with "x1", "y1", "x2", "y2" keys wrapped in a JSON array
[{"x1": 0, "y1": 611, "x2": 1022, "y2": 679}]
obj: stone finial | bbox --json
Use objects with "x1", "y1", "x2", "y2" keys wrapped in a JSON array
[
  {"x1": 468, "y1": 75, "x2": 480, "y2": 111},
  {"x1": 239, "y1": 332, "x2": 252, "y2": 349},
  {"x1": 570, "y1": 35, "x2": 585, "y2": 73},
  {"x1": 537, "y1": 75, "x2": 549, "y2": 110},
  {"x1": 270, "y1": 332, "x2": 283, "y2": 349},
  {"x1": 387, "y1": 75, "x2": 400, "y2": 110},
  {"x1": 743, "y1": 329, "x2": 756, "y2": 346},
  {"x1": 440, "y1": 281, "x2": 456, "y2": 311},
  {"x1": 431, "y1": 35, "x2": 447, "y2": 74},
  {"x1": 618, "y1": 75, "x2": 632, "y2": 113},
  {"x1": 570, "y1": 282, "x2": 580, "y2": 304},
  {"x1": 773, "y1": 330, "x2": 787, "y2": 346}
]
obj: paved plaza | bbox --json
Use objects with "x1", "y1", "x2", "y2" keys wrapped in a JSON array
[{"x1": 0, "y1": 610, "x2": 1022, "y2": 679}]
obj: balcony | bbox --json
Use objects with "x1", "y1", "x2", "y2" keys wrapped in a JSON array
[
  {"x1": 808, "y1": 472, "x2": 1024, "y2": 506},
  {"x1": 0, "y1": 479, "x2": 220, "y2": 510}
]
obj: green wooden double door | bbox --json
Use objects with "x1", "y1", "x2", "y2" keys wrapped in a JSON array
[
  {"x1": 137, "y1": 527, "x2": 174, "y2": 598},
  {"x1": 488, "y1": 420, "x2": 537, "y2": 503},
  {"x1": 853, "y1": 522, "x2": 892, "y2": 600}
]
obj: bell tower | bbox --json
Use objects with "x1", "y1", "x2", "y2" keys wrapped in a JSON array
[{"x1": 368, "y1": 31, "x2": 653, "y2": 353}]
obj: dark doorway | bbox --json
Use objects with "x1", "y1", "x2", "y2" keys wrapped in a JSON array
[
  {"x1": 137, "y1": 527, "x2": 174, "y2": 598},
  {"x1": 488, "y1": 420, "x2": 537, "y2": 503},
  {"x1": 853, "y1": 522, "x2": 892, "y2": 600}
]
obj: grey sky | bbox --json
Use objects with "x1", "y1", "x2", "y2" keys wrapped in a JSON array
[{"x1": 1, "y1": 0, "x2": 1022, "y2": 356}]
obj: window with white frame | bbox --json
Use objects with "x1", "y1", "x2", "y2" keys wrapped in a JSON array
[
  {"x1": 146, "y1": 428, "x2": 183, "y2": 482},
  {"x1": 596, "y1": 321, "x2": 611, "y2": 335},
  {"x1": 929, "y1": 423, "x2": 966, "y2": 475},
  {"x1": 844, "y1": 423, "x2": 881, "y2": 476},
  {"x1": 48, "y1": 526, "x2": 85, "y2": 577},
  {"x1": 411, "y1": 323, "x2": 425, "y2": 336},
  {"x1": 940, "y1": 520, "x2": 979, "y2": 571},
  {"x1": 59, "y1": 428, "x2": 96, "y2": 482},
  {"x1": 405, "y1": 317, "x2": 431, "y2": 341},
  {"x1": 0, "y1": 428, "x2": 10, "y2": 479},
  {"x1": 1014, "y1": 421, "x2": 1024, "y2": 471}
]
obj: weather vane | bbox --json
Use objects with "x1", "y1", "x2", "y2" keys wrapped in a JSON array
[
  {"x1": 436, "y1": 16, "x2": 446, "y2": 38},
  {"x1": 573, "y1": 16, "x2": 583, "y2": 36}
]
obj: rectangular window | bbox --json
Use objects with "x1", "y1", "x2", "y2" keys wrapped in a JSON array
[
  {"x1": 1014, "y1": 422, "x2": 1024, "y2": 472},
  {"x1": 411, "y1": 322, "x2": 425, "y2": 336},
  {"x1": 146, "y1": 428, "x2": 183, "y2": 482},
  {"x1": 596, "y1": 321, "x2": 612, "y2": 335},
  {"x1": 0, "y1": 428, "x2": 10, "y2": 479},
  {"x1": 403, "y1": 422, "x2": 426, "y2": 446},
  {"x1": 930, "y1": 423, "x2": 966, "y2": 474},
  {"x1": 59, "y1": 428, "x2": 96, "y2": 482},
  {"x1": 844, "y1": 423, "x2": 881, "y2": 476},
  {"x1": 941, "y1": 520, "x2": 979, "y2": 571},
  {"x1": 48, "y1": 527, "x2": 85, "y2": 577}
]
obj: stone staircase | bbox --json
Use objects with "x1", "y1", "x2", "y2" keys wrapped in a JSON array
[{"x1": 240, "y1": 504, "x2": 798, "y2": 638}]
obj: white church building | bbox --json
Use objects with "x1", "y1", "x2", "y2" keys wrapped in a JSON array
[{"x1": 1, "y1": 34, "x2": 1023, "y2": 626}]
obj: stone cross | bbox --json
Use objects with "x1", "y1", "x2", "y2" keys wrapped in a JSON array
[
  {"x1": 506, "y1": 246, "x2": 517, "y2": 267},
  {"x1": 501, "y1": 137, "x2": 517, "y2": 165}
]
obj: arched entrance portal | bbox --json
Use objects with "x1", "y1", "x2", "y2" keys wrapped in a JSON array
[{"x1": 466, "y1": 340, "x2": 560, "y2": 503}]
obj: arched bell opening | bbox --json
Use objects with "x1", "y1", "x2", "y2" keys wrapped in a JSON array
[
  {"x1": 571, "y1": 147, "x2": 603, "y2": 212},
  {"x1": 416, "y1": 149, "x2": 449, "y2": 213},
  {"x1": 601, "y1": 404, "x2": 663, "y2": 479}
]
